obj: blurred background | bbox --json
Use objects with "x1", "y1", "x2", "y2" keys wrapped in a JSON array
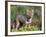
[{"x1": 10, "y1": 5, "x2": 42, "y2": 32}]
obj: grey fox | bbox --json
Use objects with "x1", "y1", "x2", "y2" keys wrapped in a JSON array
[{"x1": 11, "y1": 9, "x2": 33, "y2": 29}]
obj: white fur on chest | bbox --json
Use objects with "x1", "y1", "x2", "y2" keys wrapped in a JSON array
[{"x1": 25, "y1": 18, "x2": 32, "y2": 24}]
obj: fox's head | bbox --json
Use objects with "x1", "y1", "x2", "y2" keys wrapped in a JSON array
[{"x1": 26, "y1": 9, "x2": 34, "y2": 18}]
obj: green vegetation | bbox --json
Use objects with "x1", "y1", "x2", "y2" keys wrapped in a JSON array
[{"x1": 10, "y1": 5, "x2": 42, "y2": 32}]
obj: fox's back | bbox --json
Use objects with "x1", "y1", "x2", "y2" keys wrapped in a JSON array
[{"x1": 16, "y1": 14, "x2": 27, "y2": 23}]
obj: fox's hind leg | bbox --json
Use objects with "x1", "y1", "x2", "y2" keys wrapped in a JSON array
[{"x1": 16, "y1": 19, "x2": 20, "y2": 30}]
